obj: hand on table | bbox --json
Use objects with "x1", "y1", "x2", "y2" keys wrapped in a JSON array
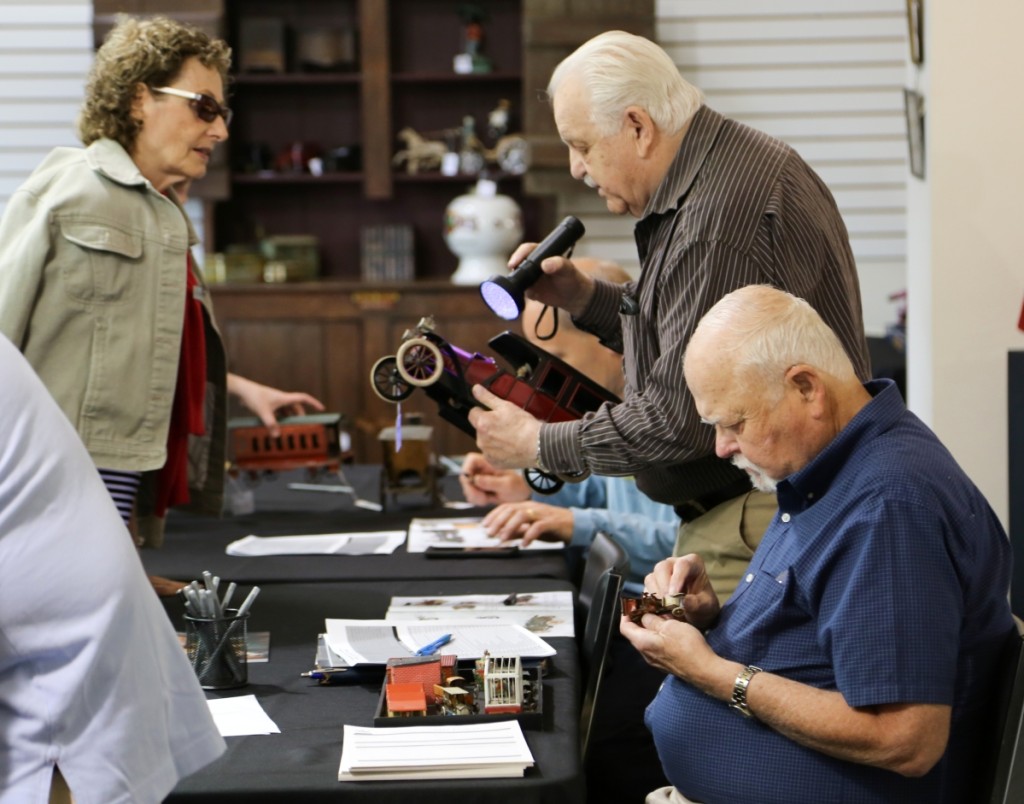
[{"x1": 483, "y1": 501, "x2": 573, "y2": 546}]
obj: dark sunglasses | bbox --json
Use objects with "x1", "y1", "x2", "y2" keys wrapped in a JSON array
[{"x1": 152, "y1": 86, "x2": 233, "y2": 126}]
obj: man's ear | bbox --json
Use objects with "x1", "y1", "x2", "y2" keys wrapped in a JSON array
[
  {"x1": 786, "y1": 364, "x2": 821, "y2": 403},
  {"x1": 624, "y1": 107, "x2": 655, "y2": 157}
]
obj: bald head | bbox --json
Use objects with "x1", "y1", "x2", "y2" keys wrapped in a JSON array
[
  {"x1": 684, "y1": 285, "x2": 858, "y2": 403},
  {"x1": 684, "y1": 285, "x2": 871, "y2": 489}
]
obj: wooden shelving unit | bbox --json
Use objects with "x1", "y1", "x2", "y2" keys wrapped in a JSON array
[{"x1": 213, "y1": 0, "x2": 537, "y2": 281}]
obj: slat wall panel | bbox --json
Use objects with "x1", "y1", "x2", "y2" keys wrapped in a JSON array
[
  {"x1": 566, "y1": 0, "x2": 908, "y2": 335},
  {"x1": 0, "y1": 2, "x2": 91, "y2": 218}
]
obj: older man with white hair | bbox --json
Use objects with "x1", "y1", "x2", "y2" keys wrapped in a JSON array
[
  {"x1": 624, "y1": 285, "x2": 1014, "y2": 804},
  {"x1": 469, "y1": 30, "x2": 871, "y2": 604}
]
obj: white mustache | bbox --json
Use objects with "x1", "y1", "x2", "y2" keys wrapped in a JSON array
[{"x1": 582, "y1": 175, "x2": 597, "y2": 189}]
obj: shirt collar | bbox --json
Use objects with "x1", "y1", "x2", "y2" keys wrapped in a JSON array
[
  {"x1": 642, "y1": 105, "x2": 724, "y2": 218},
  {"x1": 777, "y1": 379, "x2": 904, "y2": 510},
  {"x1": 85, "y1": 138, "x2": 149, "y2": 188}
]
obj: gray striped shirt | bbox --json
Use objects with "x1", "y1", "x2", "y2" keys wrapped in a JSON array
[{"x1": 540, "y1": 106, "x2": 871, "y2": 506}]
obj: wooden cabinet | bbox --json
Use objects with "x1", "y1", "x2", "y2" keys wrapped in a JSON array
[
  {"x1": 211, "y1": 0, "x2": 544, "y2": 280},
  {"x1": 210, "y1": 281, "x2": 518, "y2": 460}
]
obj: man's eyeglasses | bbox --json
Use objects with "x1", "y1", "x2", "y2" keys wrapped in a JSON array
[{"x1": 152, "y1": 86, "x2": 233, "y2": 127}]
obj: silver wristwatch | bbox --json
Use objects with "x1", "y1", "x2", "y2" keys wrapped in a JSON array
[{"x1": 729, "y1": 665, "x2": 763, "y2": 718}]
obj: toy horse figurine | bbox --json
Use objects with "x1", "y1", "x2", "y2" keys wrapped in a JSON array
[{"x1": 392, "y1": 127, "x2": 447, "y2": 174}]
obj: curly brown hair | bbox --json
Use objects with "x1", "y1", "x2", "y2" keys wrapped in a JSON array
[{"x1": 77, "y1": 15, "x2": 232, "y2": 149}]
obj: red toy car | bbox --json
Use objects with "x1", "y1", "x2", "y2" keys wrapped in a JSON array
[{"x1": 370, "y1": 316, "x2": 620, "y2": 494}]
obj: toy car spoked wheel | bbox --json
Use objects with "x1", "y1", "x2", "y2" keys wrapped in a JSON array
[
  {"x1": 523, "y1": 468, "x2": 564, "y2": 495},
  {"x1": 370, "y1": 356, "x2": 415, "y2": 402},
  {"x1": 395, "y1": 338, "x2": 444, "y2": 387}
]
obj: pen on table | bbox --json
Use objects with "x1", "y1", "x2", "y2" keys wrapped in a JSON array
[
  {"x1": 301, "y1": 669, "x2": 347, "y2": 683},
  {"x1": 503, "y1": 592, "x2": 519, "y2": 606},
  {"x1": 414, "y1": 633, "x2": 453, "y2": 656}
]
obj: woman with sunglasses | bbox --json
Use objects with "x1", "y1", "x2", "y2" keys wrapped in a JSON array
[{"x1": 0, "y1": 16, "x2": 323, "y2": 584}]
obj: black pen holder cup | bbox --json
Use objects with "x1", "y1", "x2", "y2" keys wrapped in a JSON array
[{"x1": 184, "y1": 609, "x2": 250, "y2": 690}]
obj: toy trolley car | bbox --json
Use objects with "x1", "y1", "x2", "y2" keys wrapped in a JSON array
[{"x1": 369, "y1": 317, "x2": 620, "y2": 494}]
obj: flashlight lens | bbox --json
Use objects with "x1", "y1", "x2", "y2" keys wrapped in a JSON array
[{"x1": 480, "y1": 281, "x2": 522, "y2": 320}]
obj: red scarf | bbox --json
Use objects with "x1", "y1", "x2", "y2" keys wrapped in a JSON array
[{"x1": 155, "y1": 253, "x2": 207, "y2": 516}]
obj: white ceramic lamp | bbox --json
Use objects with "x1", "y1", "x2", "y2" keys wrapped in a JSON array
[{"x1": 443, "y1": 179, "x2": 523, "y2": 285}]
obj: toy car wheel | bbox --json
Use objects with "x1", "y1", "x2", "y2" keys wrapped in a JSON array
[
  {"x1": 523, "y1": 468, "x2": 564, "y2": 495},
  {"x1": 396, "y1": 338, "x2": 444, "y2": 387},
  {"x1": 370, "y1": 356, "x2": 415, "y2": 402}
]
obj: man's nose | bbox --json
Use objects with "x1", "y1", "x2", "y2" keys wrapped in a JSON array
[
  {"x1": 568, "y1": 152, "x2": 586, "y2": 181},
  {"x1": 715, "y1": 430, "x2": 738, "y2": 459}
]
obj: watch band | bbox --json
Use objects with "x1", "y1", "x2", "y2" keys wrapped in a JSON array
[{"x1": 729, "y1": 665, "x2": 763, "y2": 718}]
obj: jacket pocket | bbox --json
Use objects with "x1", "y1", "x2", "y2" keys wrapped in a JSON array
[{"x1": 59, "y1": 221, "x2": 143, "y2": 302}]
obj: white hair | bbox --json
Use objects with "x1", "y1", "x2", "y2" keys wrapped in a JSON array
[
  {"x1": 686, "y1": 285, "x2": 857, "y2": 403},
  {"x1": 547, "y1": 31, "x2": 704, "y2": 137}
]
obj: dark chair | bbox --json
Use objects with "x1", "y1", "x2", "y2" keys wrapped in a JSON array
[
  {"x1": 578, "y1": 530, "x2": 629, "y2": 615},
  {"x1": 578, "y1": 532, "x2": 628, "y2": 765},
  {"x1": 985, "y1": 617, "x2": 1024, "y2": 804}
]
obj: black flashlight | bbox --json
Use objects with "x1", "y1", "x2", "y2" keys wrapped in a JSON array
[{"x1": 479, "y1": 215, "x2": 586, "y2": 320}]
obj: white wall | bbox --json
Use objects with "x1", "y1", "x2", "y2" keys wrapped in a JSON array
[
  {"x1": 0, "y1": 2, "x2": 90, "y2": 216},
  {"x1": 906, "y1": 0, "x2": 1024, "y2": 526}
]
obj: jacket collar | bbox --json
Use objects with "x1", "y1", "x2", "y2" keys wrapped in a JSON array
[
  {"x1": 84, "y1": 138, "x2": 199, "y2": 248},
  {"x1": 84, "y1": 138, "x2": 150, "y2": 188}
]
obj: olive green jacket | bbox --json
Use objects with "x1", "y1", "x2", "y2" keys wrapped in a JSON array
[{"x1": 0, "y1": 138, "x2": 227, "y2": 544}]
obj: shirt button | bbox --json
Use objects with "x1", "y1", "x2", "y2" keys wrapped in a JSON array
[
  {"x1": 746, "y1": 573, "x2": 754, "y2": 584},
  {"x1": 781, "y1": 513, "x2": 791, "y2": 523}
]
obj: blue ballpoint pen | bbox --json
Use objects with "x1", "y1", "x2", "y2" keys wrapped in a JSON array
[{"x1": 414, "y1": 633, "x2": 453, "y2": 656}]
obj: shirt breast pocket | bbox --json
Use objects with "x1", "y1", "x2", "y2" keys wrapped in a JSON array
[{"x1": 59, "y1": 221, "x2": 143, "y2": 303}]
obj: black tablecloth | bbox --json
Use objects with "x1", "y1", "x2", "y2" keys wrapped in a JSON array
[
  {"x1": 144, "y1": 466, "x2": 571, "y2": 584},
  {"x1": 165, "y1": 578, "x2": 584, "y2": 803}
]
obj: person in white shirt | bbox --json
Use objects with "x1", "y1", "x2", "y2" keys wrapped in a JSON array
[{"x1": 0, "y1": 334, "x2": 225, "y2": 803}]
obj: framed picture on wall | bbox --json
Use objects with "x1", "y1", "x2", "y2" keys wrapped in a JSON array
[
  {"x1": 906, "y1": 0, "x2": 924, "y2": 64},
  {"x1": 903, "y1": 89, "x2": 925, "y2": 179}
]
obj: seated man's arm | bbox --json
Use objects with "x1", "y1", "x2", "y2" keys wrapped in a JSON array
[
  {"x1": 745, "y1": 672, "x2": 950, "y2": 777},
  {"x1": 623, "y1": 611, "x2": 950, "y2": 778}
]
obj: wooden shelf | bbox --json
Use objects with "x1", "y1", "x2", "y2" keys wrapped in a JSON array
[
  {"x1": 231, "y1": 172, "x2": 364, "y2": 185},
  {"x1": 232, "y1": 72, "x2": 362, "y2": 86},
  {"x1": 217, "y1": 0, "x2": 533, "y2": 281},
  {"x1": 391, "y1": 72, "x2": 521, "y2": 84}
]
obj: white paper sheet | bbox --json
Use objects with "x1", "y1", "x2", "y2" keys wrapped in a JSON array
[
  {"x1": 207, "y1": 695, "x2": 281, "y2": 737},
  {"x1": 323, "y1": 619, "x2": 556, "y2": 666},
  {"x1": 338, "y1": 721, "x2": 534, "y2": 780},
  {"x1": 406, "y1": 517, "x2": 564, "y2": 552},
  {"x1": 225, "y1": 531, "x2": 405, "y2": 556},
  {"x1": 386, "y1": 591, "x2": 575, "y2": 637}
]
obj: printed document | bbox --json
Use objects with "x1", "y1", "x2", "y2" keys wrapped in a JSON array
[
  {"x1": 225, "y1": 531, "x2": 405, "y2": 556},
  {"x1": 338, "y1": 721, "x2": 534, "y2": 780},
  {"x1": 386, "y1": 591, "x2": 575, "y2": 638},
  {"x1": 324, "y1": 619, "x2": 556, "y2": 666},
  {"x1": 406, "y1": 516, "x2": 564, "y2": 552}
]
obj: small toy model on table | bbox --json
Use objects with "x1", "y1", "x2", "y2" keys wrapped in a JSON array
[
  {"x1": 229, "y1": 413, "x2": 350, "y2": 475},
  {"x1": 369, "y1": 316, "x2": 620, "y2": 494},
  {"x1": 376, "y1": 652, "x2": 541, "y2": 726},
  {"x1": 377, "y1": 417, "x2": 438, "y2": 511},
  {"x1": 227, "y1": 413, "x2": 382, "y2": 510}
]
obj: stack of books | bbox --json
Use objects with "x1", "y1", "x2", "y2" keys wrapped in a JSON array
[
  {"x1": 338, "y1": 720, "x2": 534, "y2": 781},
  {"x1": 361, "y1": 224, "x2": 414, "y2": 281}
]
